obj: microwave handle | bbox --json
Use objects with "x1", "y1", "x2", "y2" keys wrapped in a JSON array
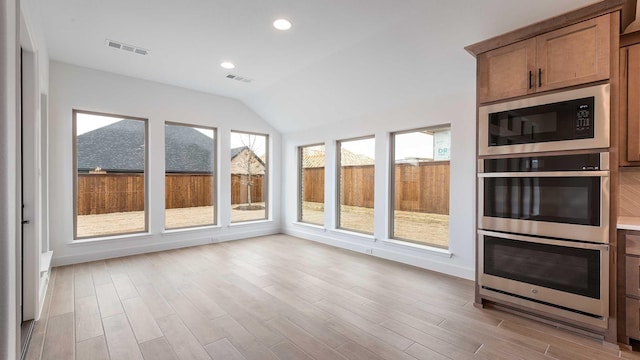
[
  {"x1": 478, "y1": 229, "x2": 609, "y2": 251},
  {"x1": 478, "y1": 170, "x2": 609, "y2": 178}
]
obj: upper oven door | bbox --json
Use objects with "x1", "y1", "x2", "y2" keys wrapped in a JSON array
[
  {"x1": 478, "y1": 170, "x2": 610, "y2": 243},
  {"x1": 478, "y1": 84, "x2": 609, "y2": 156}
]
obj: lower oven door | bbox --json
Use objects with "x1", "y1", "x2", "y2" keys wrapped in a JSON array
[
  {"x1": 478, "y1": 171, "x2": 609, "y2": 243},
  {"x1": 479, "y1": 230, "x2": 609, "y2": 320}
]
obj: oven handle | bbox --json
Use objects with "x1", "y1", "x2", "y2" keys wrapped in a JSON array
[
  {"x1": 478, "y1": 170, "x2": 609, "y2": 178},
  {"x1": 478, "y1": 229, "x2": 610, "y2": 251}
]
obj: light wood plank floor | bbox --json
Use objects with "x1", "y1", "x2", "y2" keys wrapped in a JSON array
[{"x1": 25, "y1": 234, "x2": 640, "y2": 359}]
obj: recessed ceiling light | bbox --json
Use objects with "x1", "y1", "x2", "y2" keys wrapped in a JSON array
[
  {"x1": 273, "y1": 18, "x2": 292, "y2": 31},
  {"x1": 220, "y1": 61, "x2": 235, "y2": 70}
]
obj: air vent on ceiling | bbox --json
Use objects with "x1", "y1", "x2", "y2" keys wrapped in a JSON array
[
  {"x1": 226, "y1": 74, "x2": 253, "y2": 83},
  {"x1": 105, "y1": 39, "x2": 150, "y2": 56}
]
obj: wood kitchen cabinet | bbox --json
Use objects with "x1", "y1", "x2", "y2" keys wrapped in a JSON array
[
  {"x1": 621, "y1": 43, "x2": 640, "y2": 164},
  {"x1": 478, "y1": 14, "x2": 611, "y2": 104},
  {"x1": 623, "y1": 230, "x2": 640, "y2": 341}
]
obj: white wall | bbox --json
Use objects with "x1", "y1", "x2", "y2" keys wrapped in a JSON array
[
  {"x1": 281, "y1": 89, "x2": 477, "y2": 280},
  {"x1": 49, "y1": 61, "x2": 281, "y2": 266},
  {"x1": 0, "y1": 0, "x2": 19, "y2": 357}
]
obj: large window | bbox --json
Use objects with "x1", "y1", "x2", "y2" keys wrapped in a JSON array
[
  {"x1": 390, "y1": 127, "x2": 450, "y2": 248},
  {"x1": 74, "y1": 110, "x2": 147, "y2": 239},
  {"x1": 337, "y1": 137, "x2": 375, "y2": 234},
  {"x1": 165, "y1": 123, "x2": 216, "y2": 229},
  {"x1": 230, "y1": 131, "x2": 268, "y2": 222},
  {"x1": 299, "y1": 144, "x2": 325, "y2": 225}
]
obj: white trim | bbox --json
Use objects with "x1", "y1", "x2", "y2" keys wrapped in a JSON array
[
  {"x1": 70, "y1": 232, "x2": 153, "y2": 245},
  {"x1": 330, "y1": 228, "x2": 376, "y2": 241},
  {"x1": 229, "y1": 219, "x2": 273, "y2": 227},
  {"x1": 162, "y1": 224, "x2": 221, "y2": 234},
  {"x1": 284, "y1": 226, "x2": 474, "y2": 280},
  {"x1": 382, "y1": 238, "x2": 452, "y2": 258},
  {"x1": 292, "y1": 221, "x2": 325, "y2": 230},
  {"x1": 53, "y1": 235, "x2": 214, "y2": 267}
]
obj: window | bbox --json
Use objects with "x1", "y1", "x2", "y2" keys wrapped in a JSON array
[
  {"x1": 337, "y1": 137, "x2": 375, "y2": 234},
  {"x1": 390, "y1": 126, "x2": 450, "y2": 248},
  {"x1": 230, "y1": 131, "x2": 268, "y2": 222},
  {"x1": 165, "y1": 123, "x2": 216, "y2": 229},
  {"x1": 74, "y1": 110, "x2": 147, "y2": 239},
  {"x1": 299, "y1": 144, "x2": 325, "y2": 225}
]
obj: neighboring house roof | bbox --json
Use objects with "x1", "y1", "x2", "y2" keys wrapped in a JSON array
[
  {"x1": 77, "y1": 120, "x2": 214, "y2": 172},
  {"x1": 340, "y1": 148, "x2": 374, "y2": 166},
  {"x1": 230, "y1": 146, "x2": 265, "y2": 175},
  {"x1": 302, "y1": 148, "x2": 325, "y2": 168},
  {"x1": 302, "y1": 148, "x2": 373, "y2": 168},
  {"x1": 165, "y1": 124, "x2": 214, "y2": 172}
]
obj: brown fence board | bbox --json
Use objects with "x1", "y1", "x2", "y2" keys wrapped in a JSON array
[
  {"x1": 78, "y1": 163, "x2": 448, "y2": 216},
  {"x1": 78, "y1": 173, "x2": 264, "y2": 215},
  {"x1": 303, "y1": 162, "x2": 449, "y2": 215},
  {"x1": 231, "y1": 174, "x2": 264, "y2": 205}
]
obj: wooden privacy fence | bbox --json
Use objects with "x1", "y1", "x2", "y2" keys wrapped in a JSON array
[
  {"x1": 302, "y1": 161, "x2": 450, "y2": 215},
  {"x1": 231, "y1": 174, "x2": 264, "y2": 205},
  {"x1": 77, "y1": 173, "x2": 145, "y2": 215},
  {"x1": 165, "y1": 174, "x2": 213, "y2": 209},
  {"x1": 78, "y1": 163, "x2": 448, "y2": 215},
  {"x1": 77, "y1": 173, "x2": 264, "y2": 215}
]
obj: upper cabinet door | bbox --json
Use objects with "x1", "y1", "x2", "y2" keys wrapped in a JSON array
[
  {"x1": 478, "y1": 38, "x2": 536, "y2": 104},
  {"x1": 626, "y1": 44, "x2": 640, "y2": 162},
  {"x1": 536, "y1": 15, "x2": 610, "y2": 92}
]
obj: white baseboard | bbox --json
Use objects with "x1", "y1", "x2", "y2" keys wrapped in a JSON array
[
  {"x1": 52, "y1": 227, "x2": 280, "y2": 267},
  {"x1": 283, "y1": 226, "x2": 474, "y2": 280}
]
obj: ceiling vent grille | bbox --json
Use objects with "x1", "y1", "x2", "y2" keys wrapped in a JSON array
[
  {"x1": 225, "y1": 74, "x2": 253, "y2": 83},
  {"x1": 105, "y1": 39, "x2": 149, "y2": 56}
]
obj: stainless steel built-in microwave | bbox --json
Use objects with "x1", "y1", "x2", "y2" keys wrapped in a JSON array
[{"x1": 478, "y1": 84, "x2": 610, "y2": 156}]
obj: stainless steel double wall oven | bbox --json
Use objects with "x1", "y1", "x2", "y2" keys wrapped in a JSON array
[{"x1": 477, "y1": 84, "x2": 611, "y2": 327}]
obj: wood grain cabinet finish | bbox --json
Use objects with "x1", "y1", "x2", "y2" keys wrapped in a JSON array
[
  {"x1": 621, "y1": 43, "x2": 640, "y2": 163},
  {"x1": 627, "y1": 297, "x2": 640, "y2": 340},
  {"x1": 625, "y1": 232, "x2": 640, "y2": 342},
  {"x1": 478, "y1": 14, "x2": 610, "y2": 104},
  {"x1": 478, "y1": 39, "x2": 536, "y2": 103}
]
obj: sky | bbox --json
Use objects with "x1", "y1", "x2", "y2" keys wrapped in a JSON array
[
  {"x1": 75, "y1": 113, "x2": 122, "y2": 135},
  {"x1": 76, "y1": 113, "x2": 446, "y2": 161},
  {"x1": 339, "y1": 132, "x2": 438, "y2": 160}
]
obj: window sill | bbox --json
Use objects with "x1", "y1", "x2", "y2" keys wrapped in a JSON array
[
  {"x1": 383, "y1": 238, "x2": 453, "y2": 258},
  {"x1": 229, "y1": 219, "x2": 273, "y2": 227},
  {"x1": 330, "y1": 228, "x2": 376, "y2": 241},
  {"x1": 70, "y1": 232, "x2": 153, "y2": 245},
  {"x1": 162, "y1": 225, "x2": 221, "y2": 234},
  {"x1": 293, "y1": 221, "x2": 325, "y2": 230}
]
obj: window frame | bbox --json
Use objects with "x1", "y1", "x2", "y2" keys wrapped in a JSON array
[
  {"x1": 336, "y1": 135, "x2": 375, "y2": 234},
  {"x1": 164, "y1": 121, "x2": 217, "y2": 230},
  {"x1": 297, "y1": 143, "x2": 325, "y2": 225},
  {"x1": 229, "y1": 130, "x2": 270, "y2": 223},
  {"x1": 388, "y1": 125, "x2": 451, "y2": 248},
  {"x1": 72, "y1": 109, "x2": 149, "y2": 240}
]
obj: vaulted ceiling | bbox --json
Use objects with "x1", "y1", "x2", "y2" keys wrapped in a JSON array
[{"x1": 33, "y1": 0, "x2": 598, "y2": 133}]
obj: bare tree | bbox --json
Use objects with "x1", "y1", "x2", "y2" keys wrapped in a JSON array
[{"x1": 237, "y1": 134, "x2": 261, "y2": 207}]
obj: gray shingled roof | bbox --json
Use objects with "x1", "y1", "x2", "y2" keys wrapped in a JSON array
[
  {"x1": 77, "y1": 120, "x2": 215, "y2": 173},
  {"x1": 165, "y1": 124, "x2": 214, "y2": 173}
]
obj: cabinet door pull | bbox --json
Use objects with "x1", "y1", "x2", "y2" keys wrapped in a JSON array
[
  {"x1": 538, "y1": 68, "x2": 542, "y2": 87},
  {"x1": 529, "y1": 71, "x2": 533, "y2": 89}
]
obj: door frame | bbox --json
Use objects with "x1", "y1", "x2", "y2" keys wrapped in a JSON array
[{"x1": 19, "y1": 3, "x2": 40, "y2": 325}]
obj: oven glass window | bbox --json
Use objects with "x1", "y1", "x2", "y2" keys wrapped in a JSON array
[
  {"x1": 484, "y1": 236, "x2": 600, "y2": 299},
  {"x1": 484, "y1": 176, "x2": 601, "y2": 226},
  {"x1": 488, "y1": 97, "x2": 595, "y2": 146}
]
